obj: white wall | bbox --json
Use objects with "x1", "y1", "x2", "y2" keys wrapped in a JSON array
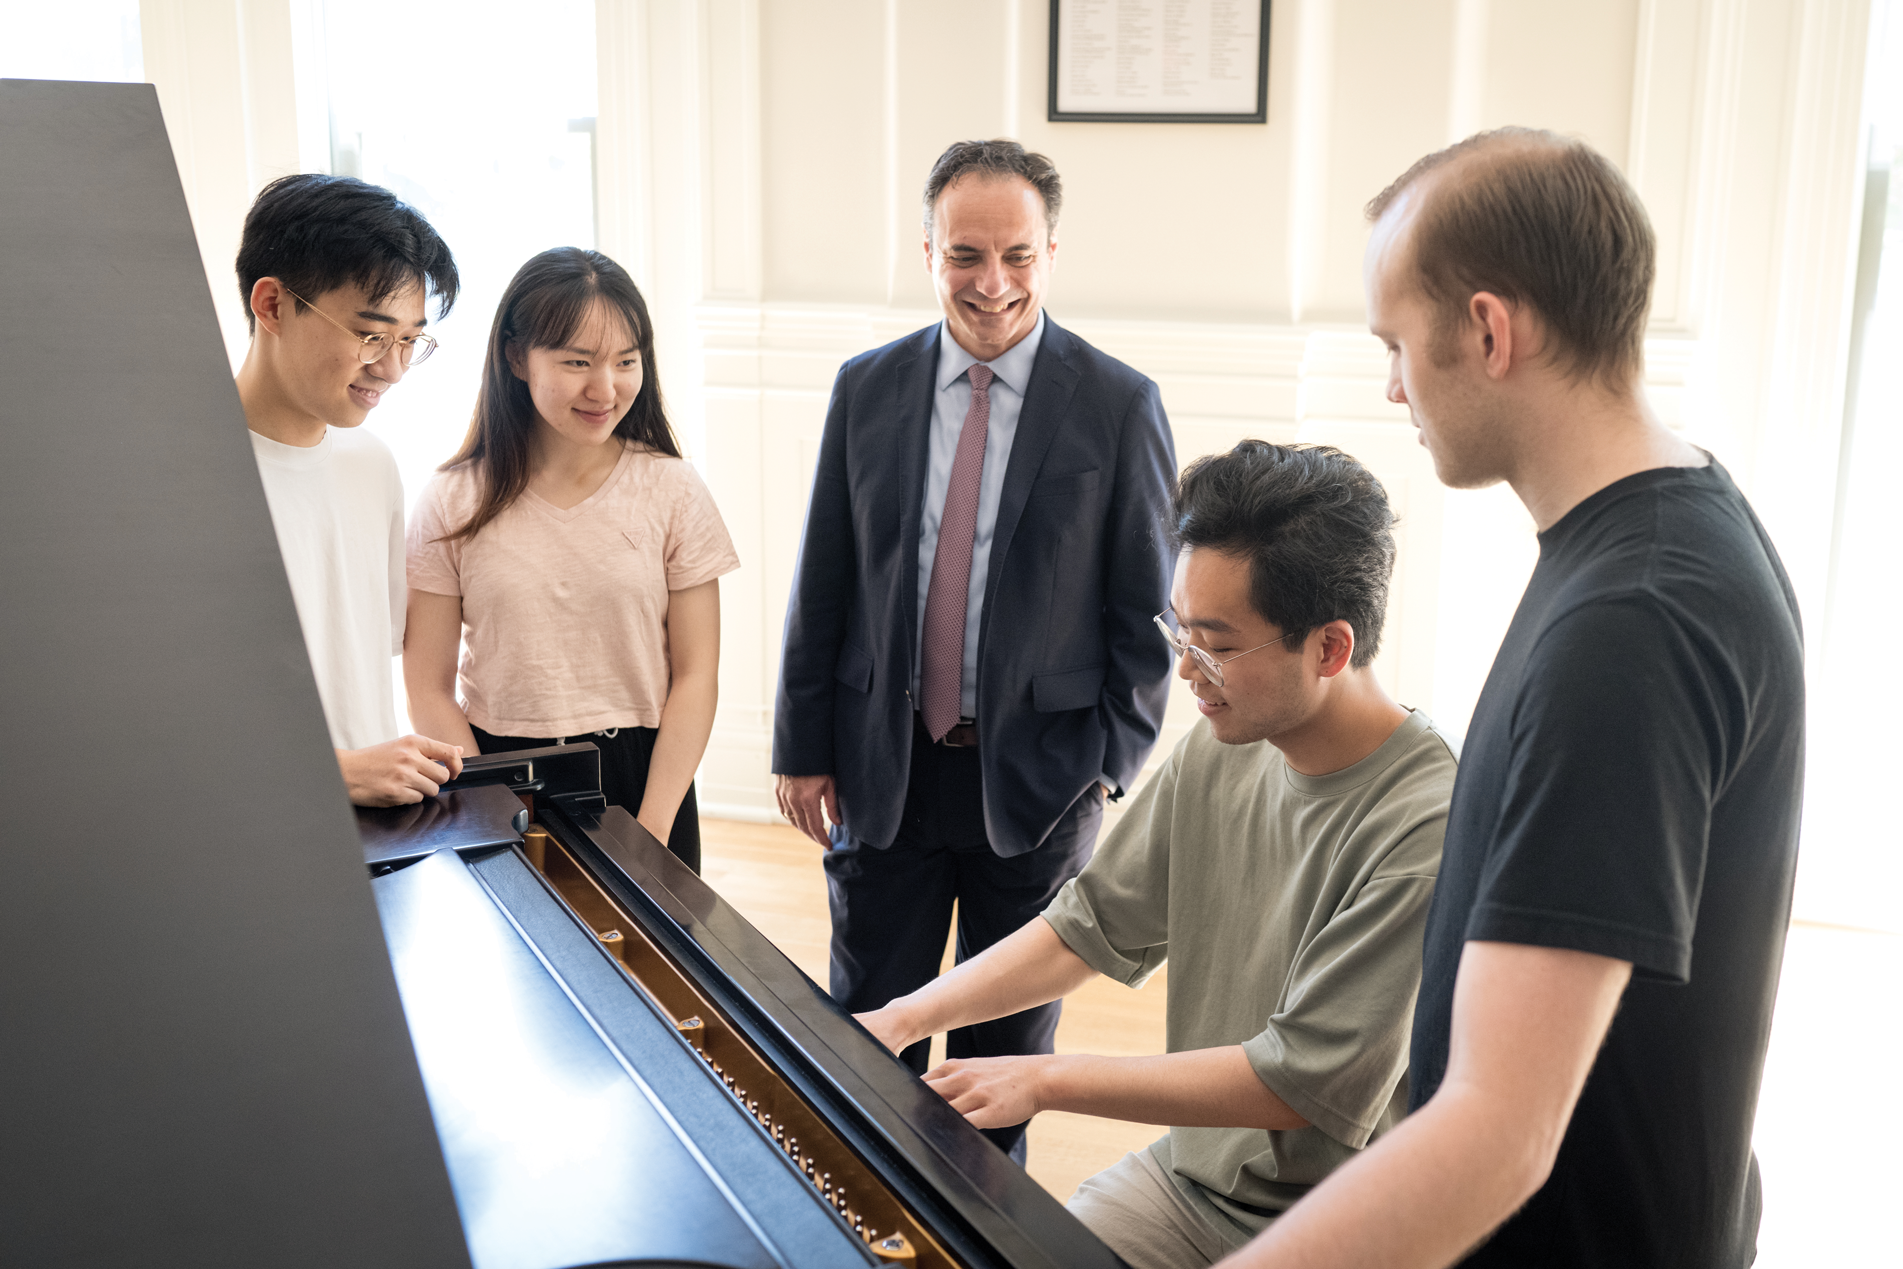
[
  {"x1": 133, "y1": 0, "x2": 1876, "y2": 922},
  {"x1": 605, "y1": 0, "x2": 1869, "y2": 855}
]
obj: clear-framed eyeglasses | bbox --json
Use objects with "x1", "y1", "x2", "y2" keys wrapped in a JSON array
[
  {"x1": 282, "y1": 286, "x2": 439, "y2": 366},
  {"x1": 1153, "y1": 608, "x2": 1303, "y2": 687}
]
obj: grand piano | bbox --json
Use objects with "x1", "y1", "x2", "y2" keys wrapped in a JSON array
[
  {"x1": 361, "y1": 742, "x2": 1125, "y2": 1269},
  {"x1": 0, "y1": 78, "x2": 1125, "y2": 1269}
]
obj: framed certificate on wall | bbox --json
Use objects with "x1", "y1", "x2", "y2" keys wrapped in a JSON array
[{"x1": 1049, "y1": 0, "x2": 1271, "y2": 123}]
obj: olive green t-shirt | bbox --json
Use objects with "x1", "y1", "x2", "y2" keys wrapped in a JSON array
[{"x1": 1041, "y1": 708, "x2": 1456, "y2": 1244}]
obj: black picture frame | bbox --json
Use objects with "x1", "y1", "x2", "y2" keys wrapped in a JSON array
[{"x1": 1048, "y1": 0, "x2": 1271, "y2": 124}]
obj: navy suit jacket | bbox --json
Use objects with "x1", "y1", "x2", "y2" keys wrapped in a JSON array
[{"x1": 772, "y1": 316, "x2": 1176, "y2": 856}]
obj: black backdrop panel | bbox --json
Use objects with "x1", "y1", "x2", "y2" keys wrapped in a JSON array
[{"x1": 0, "y1": 80, "x2": 470, "y2": 1266}]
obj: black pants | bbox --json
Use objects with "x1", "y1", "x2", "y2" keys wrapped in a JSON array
[
  {"x1": 471, "y1": 723, "x2": 701, "y2": 874},
  {"x1": 823, "y1": 715, "x2": 1103, "y2": 1164}
]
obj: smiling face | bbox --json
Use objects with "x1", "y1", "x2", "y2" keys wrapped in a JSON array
[
  {"x1": 1365, "y1": 193, "x2": 1513, "y2": 490},
  {"x1": 925, "y1": 175, "x2": 1055, "y2": 361},
  {"x1": 1170, "y1": 547, "x2": 1321, "y2": 747},
  {"x1": 506, "y1": 299, "x2": 644, "y2": 451},
  {"x1": 273, "y1": 279, "x2": 427, "y2": 428}
]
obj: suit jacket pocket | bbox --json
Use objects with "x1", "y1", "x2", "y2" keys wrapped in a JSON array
[
  {"x1": 1032, "y1": 664, "x2": 1105, "y2": 713},
  {"x1": 833, "y1": 642, "x2": 874, "y2": 693},
  {"x1": 1028, "y1": 468, "x2": 1101, "y2": 499}
]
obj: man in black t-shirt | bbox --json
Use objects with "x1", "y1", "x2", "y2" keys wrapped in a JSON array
[{"x1": 1223, "y1": 130, "x2": 1803, "y2": 1269}]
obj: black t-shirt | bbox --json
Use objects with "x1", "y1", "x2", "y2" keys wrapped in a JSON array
[{"x1": 1411, "y1": 461, "x2": 1804, "y2": 1268}]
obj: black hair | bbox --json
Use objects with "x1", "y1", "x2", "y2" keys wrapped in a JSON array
[
  {"x1": 923, "y1": 139, "x2": 1063, "y2": 241},
  {"x1": 1171, "y1": 441, "x2": 1397, "y2": 668},
  {"x1": 235, "y1": 173, "x2": 459, "y2": 333},
  {"x1": 439, "y1": 247, "x2": 678, "y2": 543}
]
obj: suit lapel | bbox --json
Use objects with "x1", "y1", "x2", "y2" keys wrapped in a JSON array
[
  {"x1": 892, "y1": 324, "x2": 941, "y2": 676},
  {"x1": 984, "y1": 315, "x2": 1080, "y2": 620}
]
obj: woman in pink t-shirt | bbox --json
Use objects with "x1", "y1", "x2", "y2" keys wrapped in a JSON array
[{"x1": 404, "y1": 248, "x2": 739, "y2": 871}]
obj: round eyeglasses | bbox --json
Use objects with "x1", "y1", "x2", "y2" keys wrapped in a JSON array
[
  {"x1": 282, "y1": 286, "x2": 439, "y2": 366},
  {"x1": 1153, "y1": 608, "x2": 1304, "y2": 686}
]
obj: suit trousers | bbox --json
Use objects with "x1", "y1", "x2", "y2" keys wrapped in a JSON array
[{"x1": 823, "y1": 714, "x2": 1103, "y2": 1164}]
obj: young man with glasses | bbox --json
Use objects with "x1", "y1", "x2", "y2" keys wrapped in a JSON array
[
  {"x1": 856, "y1": 441, "x2": 1457, "y2": 1269},
  {"x1": 234, "y1": 173, "x2": 465, "y2": 807}
]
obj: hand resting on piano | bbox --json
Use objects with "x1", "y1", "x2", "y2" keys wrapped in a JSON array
[{"x1": 337, "y1": 735, "x2": 465, "y2": 807}]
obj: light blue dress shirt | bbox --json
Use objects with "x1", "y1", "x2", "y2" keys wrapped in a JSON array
[{"x1": 913, "y1": 311, "x2": 1046, "y2": 719}]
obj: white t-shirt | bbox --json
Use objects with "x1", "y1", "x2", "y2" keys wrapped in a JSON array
[{"x1": 251, "y1": 426, "x2": 406, "y2": 751}]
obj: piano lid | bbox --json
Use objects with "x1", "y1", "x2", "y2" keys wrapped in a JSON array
[{"x1": 0, "y1": 79, "x2": 469, "y2": 1266}]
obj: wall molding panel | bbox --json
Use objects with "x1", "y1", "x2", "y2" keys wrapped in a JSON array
[
  {"x1": 140, "y1": 0, "x2": 316, "y2": 368},
  {"x1": 129, "y1": 0, "x2": 1874, "y2": 913}
]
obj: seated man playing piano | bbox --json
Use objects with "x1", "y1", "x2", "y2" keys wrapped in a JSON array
[{"x1": 857, "y1": 441, "x2": 1456, "y2": 1269}]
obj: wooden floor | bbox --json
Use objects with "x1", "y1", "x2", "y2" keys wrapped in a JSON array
[{"x1": 699, "y1": 817, "x2": 1168, "y2": 1204}]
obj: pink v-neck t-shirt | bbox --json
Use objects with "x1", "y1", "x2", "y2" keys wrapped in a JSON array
[{"x1": 407, "y1": 444, "x2": 739, "y2": 736}]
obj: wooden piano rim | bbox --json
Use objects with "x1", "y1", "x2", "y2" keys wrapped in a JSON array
[{"x1": 526, "y1": 823, "x2": 949, "y2": 1269}]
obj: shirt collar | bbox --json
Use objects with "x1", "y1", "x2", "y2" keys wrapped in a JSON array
[{"x1": 935, "y1": 309, "x2": 1047, "y2": 396}]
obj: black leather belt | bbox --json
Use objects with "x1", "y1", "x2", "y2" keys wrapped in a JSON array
[
  {"x1": 941, "y1": 721, "x2": 979, "y2": 748},
  {"x1": 916, "y1": 713, "x2": 979, "y2": 748}
]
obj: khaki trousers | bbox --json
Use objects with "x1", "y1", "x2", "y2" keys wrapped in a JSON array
[{"x1": 1066, "y1": 1147, "x2": 1239, "y2": 1269}]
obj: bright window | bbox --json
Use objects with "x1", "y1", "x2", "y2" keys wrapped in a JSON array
[
  {"x1": 321, "y1": 0, "x2": 598, "y2": 521},
  {"x1": 1803, "y1": 0, "x2": 1903, "y2": 934},
  {"x1": 0, "y1": 0, "x2": 141, "y2": 83}
]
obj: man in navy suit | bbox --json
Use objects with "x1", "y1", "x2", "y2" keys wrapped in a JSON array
[{"x1": 773, "y1": 139, "x2": 1177, "y2": 1162}]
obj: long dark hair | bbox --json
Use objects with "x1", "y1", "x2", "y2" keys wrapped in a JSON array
[{"x1": 440, "y1": 247, "x2": 679, "y2": 542}]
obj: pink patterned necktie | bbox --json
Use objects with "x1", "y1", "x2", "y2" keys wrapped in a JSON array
[{"x1": 920, "y1": 363, "x2": 994, "y2": 741}]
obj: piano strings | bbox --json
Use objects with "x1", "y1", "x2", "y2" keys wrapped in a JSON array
[{"x1": 523, "y1": 825, "x2": 936, "y2": 1266}]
